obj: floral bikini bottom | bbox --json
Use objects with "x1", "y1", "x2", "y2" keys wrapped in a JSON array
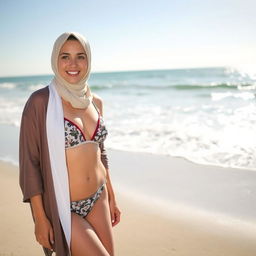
[{"x1": 70, "y1": 182, "x2": 106, "y2": 218}]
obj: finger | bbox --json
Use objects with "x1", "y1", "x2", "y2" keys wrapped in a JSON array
[
  {"x1": 112, "y1": 211, "x2": 121, "y2": 227},
  {"x1": 43, "y1": 238, "x2": 53, "y2": 250},
  {"x1": 110, "y1": 208, "x2": 115, "y2": 224},
  {"x1": 49, "y1": 227, "x2": 55, "y2": 245},
  {"x1": 38, "y1": 238, "x2": 52, "y2": 250}
]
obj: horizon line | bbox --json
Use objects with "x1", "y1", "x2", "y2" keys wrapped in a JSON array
[{"x1": 0, "y1": 65, "x2": 235, "y2": 79}]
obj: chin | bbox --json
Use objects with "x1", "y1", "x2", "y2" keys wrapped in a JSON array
[{"x1": 64, "y1": 77, "x2": 82, "y2": 84}]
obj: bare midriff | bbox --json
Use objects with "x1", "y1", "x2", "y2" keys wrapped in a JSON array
[{"x1": 65, "y1": 142, "x2": 107, "y2": 201}]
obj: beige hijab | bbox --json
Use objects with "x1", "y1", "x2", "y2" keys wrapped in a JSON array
[{"x1": 51, "y1": 32, "x2": 93, "y2": 109}]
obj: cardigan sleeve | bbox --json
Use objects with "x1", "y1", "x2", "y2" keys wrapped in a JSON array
[
  {"x1": 99, "y1": 141, "x2": 109, "y2": 170},
  {"x1": 19, "y1": 96, "x2": 44, "y2": 203}
]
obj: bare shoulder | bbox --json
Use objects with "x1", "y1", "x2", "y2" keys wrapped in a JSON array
[{"x1": 92, "y1": 93, "x2": 104, "y2": 116}]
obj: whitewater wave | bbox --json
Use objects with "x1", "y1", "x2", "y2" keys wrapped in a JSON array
[{"x1": 211, "y1": 92, "x2": 255, "y2": 101}]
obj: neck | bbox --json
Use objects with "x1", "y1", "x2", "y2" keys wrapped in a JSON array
[{"x1": 61, "y1": 98, "x2": 73, "y2": 108}]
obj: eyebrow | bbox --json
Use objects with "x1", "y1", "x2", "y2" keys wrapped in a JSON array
[{"x1": 60, "y1": 52, "x2": 86, "y2": 55}]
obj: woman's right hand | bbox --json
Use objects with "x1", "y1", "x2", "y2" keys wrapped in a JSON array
[{"x1": 34, "y1": 216, "x2": 55, "y2": 250}]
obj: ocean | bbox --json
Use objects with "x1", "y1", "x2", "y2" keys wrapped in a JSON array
[{"x1": 0, "y1": 67, "x2": 256, "y2": 170}]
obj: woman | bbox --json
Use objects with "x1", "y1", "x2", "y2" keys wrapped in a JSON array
[{"x1": 19, "y1": 32, "x2": 121, "y2": 256}]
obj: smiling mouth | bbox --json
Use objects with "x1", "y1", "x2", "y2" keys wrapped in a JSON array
[{"x1": 66, "y1": 71, "x2": 80, "y2": 76}]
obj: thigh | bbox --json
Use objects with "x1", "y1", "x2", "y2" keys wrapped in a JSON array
[
  {"x1": 85, "y1": 185, "x2": 115, "y2": 256},
  {"x1": 71, "y1": 212, "x2": 109, "y2": 256}
]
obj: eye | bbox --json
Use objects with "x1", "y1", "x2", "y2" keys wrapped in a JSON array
[
  {"x1": 78, "y1": 55, "x2": 86, "y2": 60},
  {"x1": 61, "y1": 55, "x2": 69, "y2": 60}
]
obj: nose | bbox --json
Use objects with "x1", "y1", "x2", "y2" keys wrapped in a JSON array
[{"x1": 69, "y1": 58, "x2": 78, "y2": 67}]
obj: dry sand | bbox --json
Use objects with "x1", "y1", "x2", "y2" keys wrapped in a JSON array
[{"x1": 1, "y1": 160, "x2": 256, "y2": 256}]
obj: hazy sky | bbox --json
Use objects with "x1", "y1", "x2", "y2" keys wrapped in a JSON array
[{"x1": 1, "y1": 0, "x2": 256, "y2": 77}]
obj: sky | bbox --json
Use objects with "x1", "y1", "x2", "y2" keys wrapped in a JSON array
[{"x1": 0, "y1": 0, "x2": 256, "y2": 77}]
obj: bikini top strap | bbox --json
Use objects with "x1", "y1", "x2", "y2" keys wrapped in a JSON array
[{"x1": 91, "y1": 99, "x2": 100, "y2": 115}]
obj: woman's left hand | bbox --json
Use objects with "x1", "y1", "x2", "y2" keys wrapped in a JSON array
[{"x1": 109, "y1": 199, "x2": 121, "y2": 227}]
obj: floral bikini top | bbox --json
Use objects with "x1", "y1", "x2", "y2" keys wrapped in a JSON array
[{"x1": 64, "y1": 101, "x2": 108, "y2": 149}]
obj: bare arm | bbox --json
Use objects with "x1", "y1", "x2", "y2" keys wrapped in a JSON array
[
  {"x1": 93, "y1": 94, "x2": 116, "y2": 200},
  {"x1": 105, "y1": 168, "x2": 116, "y2": 202},
  {"x1": 30, "y1": 194, "x2": 47, "y2": 221},
  {"x1": 30, "y1": 194, "x2": 55, "y2": 250}
]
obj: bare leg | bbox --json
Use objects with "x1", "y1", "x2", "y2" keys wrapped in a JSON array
[
  {"x1": 86, "y1": 185, "x2": 115, "y2": 256},
  {"x1": 70, "y1": 212, "x2": 110, "y2": 256}
]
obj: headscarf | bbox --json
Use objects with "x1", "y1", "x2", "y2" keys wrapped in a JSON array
[{"x1": 51, "y1": 32, "x2": 93, "y2": 109}]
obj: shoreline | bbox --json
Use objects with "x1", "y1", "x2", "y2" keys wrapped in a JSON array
[
  {"x1": 1, "y1": 146, "x2": 256, "y2": 222},
  {"x1": 1, "y1": 155, "x2": 256, "y2": 255},
  {"x1": 108, "y1": 147, "x2": 256, "y2": 172},
  {"x1": 108, "y1": 149, "x2": 256, "y2": 222},
  {"x1": 2, "y1": 146, "x2": 256, "y2": 223}
]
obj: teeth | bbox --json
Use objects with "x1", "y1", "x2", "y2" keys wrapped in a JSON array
[{"x1": 67, "y1": 71, "x2": 79, "y2": 75}]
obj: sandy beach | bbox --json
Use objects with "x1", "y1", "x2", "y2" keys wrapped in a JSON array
[{"x1": 1, "y1": 150, "x2": 256, "y2": 256}]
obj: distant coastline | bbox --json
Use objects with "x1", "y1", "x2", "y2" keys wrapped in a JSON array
[{"x1": 0, "y1": 65, "x2": 232, "y2": 79}]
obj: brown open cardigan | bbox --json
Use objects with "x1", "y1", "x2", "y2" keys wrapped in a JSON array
[{"x1": 19, "y1": 85, "x2": 109, "y2": 256}]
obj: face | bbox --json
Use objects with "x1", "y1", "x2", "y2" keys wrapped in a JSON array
[{"x1": 57, "y1": 40, "x2": 88, "y2": 84}]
